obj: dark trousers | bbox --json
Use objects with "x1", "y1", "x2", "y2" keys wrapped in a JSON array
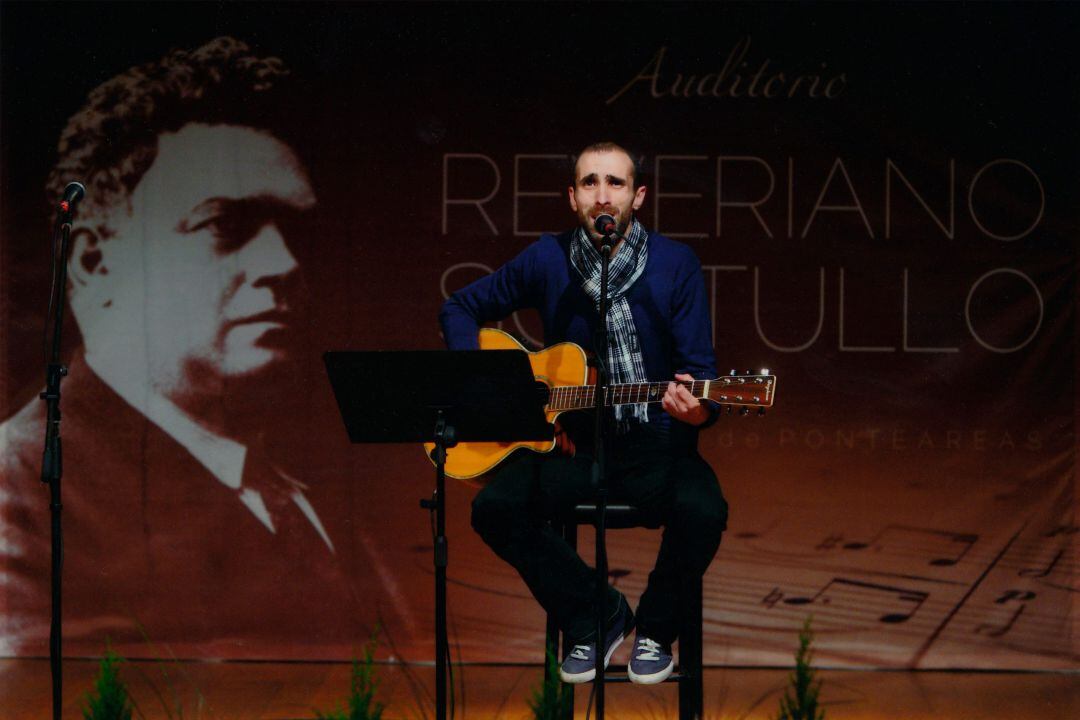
[{"x1": 470, "y1": 425, "x2": 727, "y2": 645}]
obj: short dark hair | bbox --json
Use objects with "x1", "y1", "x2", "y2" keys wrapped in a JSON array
[
  {"x1": 48, "y1": 36, "x2": 294, "y2": 219},
  {"x1": 571, "y1": 141, "x2": 646, "y2": 189}
]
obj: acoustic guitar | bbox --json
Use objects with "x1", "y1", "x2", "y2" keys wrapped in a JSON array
[{"x1": 425, "y1": 328, "x2": 777, "y2": 481}]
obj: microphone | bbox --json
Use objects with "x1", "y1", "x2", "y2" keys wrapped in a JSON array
[
  {"x1": 58, "y1": 182, "x2": 86, "y2": 216},
  {"x1": 593, "y1": 213, "x2": 618, "y2": 237}
]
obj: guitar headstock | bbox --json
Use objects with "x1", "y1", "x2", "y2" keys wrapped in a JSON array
[{"x1": 707, "y1": 370, "x2": 777, "y2": 415}]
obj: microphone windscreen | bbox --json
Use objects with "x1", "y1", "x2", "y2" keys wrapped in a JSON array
[{"x1": 63, "y1": 181, "x2": 86, "y2": 204}]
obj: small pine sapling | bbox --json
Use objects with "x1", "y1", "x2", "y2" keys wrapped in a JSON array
[{"x1": 776, "y1": 617, "x2": 824, "y2": 720}]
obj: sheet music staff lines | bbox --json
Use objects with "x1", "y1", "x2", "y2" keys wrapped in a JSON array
[{"x1": 909, "y1": 522, "x2": 1029, "y2": 665}]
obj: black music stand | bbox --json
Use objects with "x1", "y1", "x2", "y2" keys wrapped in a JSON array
[{"x1": 324, "y1": 349, "x2": 552, "y2": 720}]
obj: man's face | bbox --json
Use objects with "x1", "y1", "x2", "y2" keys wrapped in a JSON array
[
  {"x1": 75, "y1": 123, "x2": 317, "y2": 402},
  {"x1": 568, "y1": 149, "x2": 647, "y2": 244}
]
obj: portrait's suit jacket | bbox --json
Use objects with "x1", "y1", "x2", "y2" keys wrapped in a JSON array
[{"x1": 0, "y1": 355, "x2": 367, "y2": 658}]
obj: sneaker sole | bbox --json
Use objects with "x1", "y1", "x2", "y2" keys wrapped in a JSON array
[
  {"x1": 627, "y1": 659, "x2": 675, "y2": 685},
  {"x1": 558, "y1": 631, "x2": 627, "y2": 684}
]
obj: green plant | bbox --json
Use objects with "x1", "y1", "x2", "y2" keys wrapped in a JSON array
[
  {"x1": 526, "y1": 650, "x2": 573, "y2": 720},
  {"x1": 82, "y1": 650, "x2": 134, "y2": 720},
  {"x1": 776, "y1": 617, "x2": 824, "y2": 720},
  {"x1": 126, "y1": 623, "x2": 208, "y2": 719},
  {"x1": 315, "y1": 630, "x2": 386, "y2": 720}
]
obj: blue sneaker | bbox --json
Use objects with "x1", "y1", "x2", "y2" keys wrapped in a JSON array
[
  {"x1": 627, "y1": 634, "x2": 674, "y2": 684},
  {"x1": 559, "y1": 597, "x2": 634, "y2": 683}
]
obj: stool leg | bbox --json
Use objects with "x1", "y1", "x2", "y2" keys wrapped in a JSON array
[
  {"x1": 678, "y1": 574, "x2": 704, "y2": 720},
  {"x1": 544, "y1": 522, "x2": 563, "y2": 686},
  {"x1": 559, "y1": 520, "x2": 579, "y2": 720},
  {"x1": 544, "y1": 612, "x2": 559, "y2": 684}
]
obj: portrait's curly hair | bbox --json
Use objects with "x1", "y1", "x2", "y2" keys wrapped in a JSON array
[{"x1": 48, "y1": 36, "x2": 293, "y2": 219}]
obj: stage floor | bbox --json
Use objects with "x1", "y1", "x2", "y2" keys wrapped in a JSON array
[{"x1": 2, "y1": 658, "x2": 1076, "y2": 719}]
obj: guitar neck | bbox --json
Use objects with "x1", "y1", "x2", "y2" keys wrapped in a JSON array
[{"x1": 548, "y1": 376, "x2": 775, "y2": 412}]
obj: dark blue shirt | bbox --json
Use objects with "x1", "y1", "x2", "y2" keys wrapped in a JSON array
[{"x1": 440, "y1": 228, "x2": 719, "y2": 449}]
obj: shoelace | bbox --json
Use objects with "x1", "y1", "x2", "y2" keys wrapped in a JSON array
[
  {"x1": 635, "y1": 638, "x2": 662, "y2": 661},
  {"x1": 569, "y1": 644, "x2": 592, "y2": 660}
]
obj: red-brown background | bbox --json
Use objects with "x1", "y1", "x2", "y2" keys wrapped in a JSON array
[{"x1": 1, "y1": 2, "x2": 1076, "y2": 669}]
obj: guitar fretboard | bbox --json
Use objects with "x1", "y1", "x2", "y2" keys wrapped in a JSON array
[{"x1": 548, "y1": 380, "x2": 708, "y2": 412}]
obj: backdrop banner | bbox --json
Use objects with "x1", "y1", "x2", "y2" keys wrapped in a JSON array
[{"x1": 1, "y1": 3, "x2": 1076, "y2": 669}]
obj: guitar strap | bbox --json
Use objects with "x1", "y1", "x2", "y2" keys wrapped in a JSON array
[{"x1": 570, "y1": 218, "x2": 650, "y2": 427}]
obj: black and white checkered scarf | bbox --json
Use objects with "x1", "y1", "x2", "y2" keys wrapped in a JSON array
[{"x1": 570, "y1": 218, "x2": 650, "y2": 425}]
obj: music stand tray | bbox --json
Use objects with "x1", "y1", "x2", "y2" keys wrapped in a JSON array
[{"x1": 323, "y1": 349, "x2": 552, "y2": 444}]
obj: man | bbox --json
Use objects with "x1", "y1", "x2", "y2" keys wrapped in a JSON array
[
  {"x1": 0, "y1": 37, "x2": 365, "y2": 657},
  {"x1": 440, "y1": 142, "x2": 728, "y2": 684}
]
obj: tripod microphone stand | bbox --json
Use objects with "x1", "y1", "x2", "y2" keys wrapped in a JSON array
[
  {"x1": 589, "y1": 214, "x2": 622, "y2": 719},
  {"x1": 38, "y1": 181, "x2": 86, "y2": 720}
]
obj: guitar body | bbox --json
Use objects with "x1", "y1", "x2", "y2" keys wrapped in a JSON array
[
  {"x1": 424, "y1": 328, "x2": 588, "y2": 483},
  {"x1": 424, "y1": 328, "x2": 776, "y2": 483}
]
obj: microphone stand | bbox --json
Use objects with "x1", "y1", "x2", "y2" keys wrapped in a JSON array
[
  {"x1": 590, "y1": 227, "x2": 619, "y2": 718},
  {"x1": 40, "y1": 210, "x2": 74, "y2": 720},
  {"x1": 422, "y1": 412, "x2": 455, "y2": 720}
]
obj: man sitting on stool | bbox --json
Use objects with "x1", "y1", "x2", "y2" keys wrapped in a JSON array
[{"x1": 440, "y1": 141, "x2": 728, "y2": 684}]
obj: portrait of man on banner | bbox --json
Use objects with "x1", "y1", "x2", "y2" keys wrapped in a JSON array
[{"x1": 0, "y1": 36, "x2": 368, "y2": 658}]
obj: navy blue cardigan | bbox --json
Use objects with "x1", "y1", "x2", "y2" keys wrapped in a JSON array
[{"x1": 440, "y1": 229, "x2": 719, "y2": 447}]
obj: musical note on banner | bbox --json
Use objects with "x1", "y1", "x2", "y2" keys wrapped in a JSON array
[
  {"x1": 762, "y1": 586, "x2": 784, "y2": 609},
  {"x1": 1018, "y1": 549, "x2": 1063, "y2": 579},
  {"x1": 974, "y1": 606, "x2": 1026, "y2": 638},
  {"x1": 974, "y1": 589, "x2": 1036, "y2": 638},
  {"x1": 773, "y1": 577, "x2": 930, "y2": 624},
  {"x1": 994, "y1": 589, "x2": 1036, "y2": 604},
  {"x1": 733, "y1": 518, "x2": 781, "y2": 542},
  {"x1": 926, "y1": 533, "x2": 979, "y2": 567},
  {"x1": 815, "y1": 534, "x2": 844, "y2": 551},
  {"x1": 1013, "y1": 520, "x2": 1079, "y2": 591},
  {"x1": 832, "y1": 525, "x2": 979, "y2": 567}
]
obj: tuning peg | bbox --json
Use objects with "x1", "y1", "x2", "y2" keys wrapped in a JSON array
[
  {"x1": 725, "y1": 405, "x2": 733, "y2": 414},
  {"x1": 744, "y1": 369, "x2": 752, "y2": 376},
  {"x1": 758, "y1": 407, "x2": 767, "y2": 416},
  {"x1": 739, "y1": 406, "x2": 749, "y2": 416},
  {"x1": 728, "y1": 369, "x2": 736, "y2": 376},
  {"x1": 760, "y1": 368, "x2": 770, "y2": 376}
]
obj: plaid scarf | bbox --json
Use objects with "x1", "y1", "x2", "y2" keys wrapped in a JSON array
[{"x1": 570, "y1": 218, "x2": 650, "y2": 425}]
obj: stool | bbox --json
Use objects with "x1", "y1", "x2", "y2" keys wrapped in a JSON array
[{"x1": 544, "y1": 502, "x2": 704, "y2": 720}]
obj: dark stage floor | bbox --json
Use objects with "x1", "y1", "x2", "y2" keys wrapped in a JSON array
[{"x1": 2, "y1": 658, "x2": 1077, "y2": 719}]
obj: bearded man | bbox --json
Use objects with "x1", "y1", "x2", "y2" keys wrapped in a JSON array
[{"x1": 440, "y1": 141, "x2": 728, "y2": 684}]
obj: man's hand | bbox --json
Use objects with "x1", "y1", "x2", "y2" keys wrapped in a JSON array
[
  {"x1": 553, "y1": 421, "x2": 576, "y2": 456},
  {"x1": 662, "y1": 373, "x2": 710, "y2": 426}
]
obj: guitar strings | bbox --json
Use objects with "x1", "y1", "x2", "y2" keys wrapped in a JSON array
[{"x1": 547, "y1": 380, "x2": 771, "y2": 410}]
